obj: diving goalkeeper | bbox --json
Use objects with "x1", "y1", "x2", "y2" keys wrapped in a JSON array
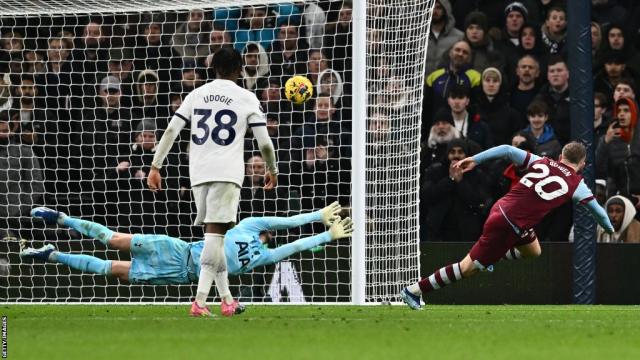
[{"x1": 21, "y1": 203, "x2": 352, "y2": 306}]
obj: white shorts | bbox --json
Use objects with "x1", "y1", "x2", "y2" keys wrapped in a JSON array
[{"x1": 191, "y1": 182, "x2": 240, "y2": 225}]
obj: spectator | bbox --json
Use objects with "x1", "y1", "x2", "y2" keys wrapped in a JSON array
[
  {"x1": 245, "y1": 108, "x2": 292, "y2": 183},
  {"x1": 290, "y1": 135, "x2": 351, "y2": 215},
  {"x1": 495, "y1": 2, "x2": 528, "y2": 65},
  {"x1": 23, "y1": 50, "x2": 46, "y2": 75},
  {"x1": 132, "y1": 70, "x2": 170, "y2": 130},
  {"x1": 594, "y1": 50, "x2": 635, "y2": 101},
  {"x1": 424, "y1": 40, "x2": 481, "y2": 124},
  {"x1": 475, "y1": 67, "x2": 525, "y2": 145},
  {"x1": 239, "y1": 154, "x2": 289, "y2": 218},
  {"x1": 41, "y1": 37, "x2": 72, "y2": 113},
  {"x1": 420, "y1": 138, "x2": 492, "y2": 242},
  {"x1": 0, "y1": 77, "x2": 11, "y2": 113},
  {"x1": 241, "y1": 42, "x2": 270, "y2": 92},
  {"x1": 594, "y1": 92, "x2": 612, "y2": 146},
  {"x1": 11, "y1": 74, "x2": 48, "y2": 151},
  {"x1": 601, "y1": 24, "x2": 640, "y2": 79},
  {"x1": 81, "y1": 75, "x2": 133, "y2": 146},
  {"x1": 291, "y1": 93, "x2": 351, "y2": 161},
  {"x1": 0, "y1": 31, "x2": 24, "y2": 74},
  {"x1": 270, "y1": 21, "x2": 308, "y2": 80},
  {"x1": 256, "y1": 77, "x2": 298, "y2": 126},
  {"x1": 172, "y1": 9, "x2": 211, "y2": 62},
  {"x1": 317, "y1": 68, "x2": 344, "y2": 108},
  {"x1": 421, "y1": 107, "x2": 460, "y2": 174},
  {"x1": 597, "y1": 195, "x2": 640, "y2": 243},
  {"x1": 595, "y1": 97, "x2": 640, "y2": 198},
  {"x1": 179, "y1": 60, "x2": 205, "y2": 93},
  {"x1": 106, "y1": 48, "x2": 136, "y2": 107},
  {"x1": 114, "y1": 120, "x2": 177, "y2": 233},
  {"x1": 592, "y1": 1, "x2": 629, "y2": 31},
  {"x1": 208, "y1": 27, "x2": 233, "y2": 54},
  {"x1": 306, "y1": 49, "x2": 329, "y2": 86},
  {"x1": 462, "y1": 11, "x2": 505, "y2": 73},
  {"x1": 540, "y1": 6, "x2": 567, "y2": 55},
  {"x1": 0, "y1": 110, "x2": 44, "y2": 239},
  {"x1": 508, "y1": 23, "x2": 546, "y2": 79},
  {"x1": 523, "y1": 100, "x2": 562, "y2": 159},
  {"x1": 424, "y1": 0, "x2": 463, "y2": 76},
  {"x1": 323, "y1": 1, "x2": 353, "y2": 75},
  {"x1": 447, "y1": 84, "x2": 492, "y2": 150},
  {"x1": 134, "y1": 14, "x2": 182, "y2": 88},
  {"x1": 591, "y1": 21, "x2": 604, "y2": 71},
  {"x1": 534, "y1": 55, "x2": 571, "y2": 144},
  {"x1": 299, "y1": 0, "x2": 327, "y2": 49},
  {"x1": 377, "y1": 76, "x2": 410, "y2": 114},
  {"x1": 612, "y1": 77, "x2": 636, "y2": 103},
  {"x1": 510, "y1": 55, "x2": 541, "y2": 117},
  {"x1": 70, "y1": 20, "x2": 109, "y2": 103},
  {"x1": 214, "y1": 5, "x2": 300, "y2": 53}
]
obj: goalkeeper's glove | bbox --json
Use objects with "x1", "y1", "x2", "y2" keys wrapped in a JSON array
[
  {"x1": 320, "y1": 201, "x2": 342, "y2": 226},
  {"x1": 329, "y1": 216, "x2": 354, "y2": 240}
]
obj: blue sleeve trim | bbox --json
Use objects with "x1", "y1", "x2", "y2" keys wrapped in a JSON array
[{"x1": 248, "y1": 122, "x2": 267, "y2": 128}]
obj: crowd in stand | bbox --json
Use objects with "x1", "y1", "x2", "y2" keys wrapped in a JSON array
[
  {"x1": 0, "y1": 2, "x2": 352, "y2": 242},
  {"x1": 0, "y1": 0, "x2": 638, "y2": 245},
  {"x1": 420, "y1": 0, "x2": 640, "y2": 243}
]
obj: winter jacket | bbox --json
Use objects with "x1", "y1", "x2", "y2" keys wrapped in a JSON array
[
  {"x1": 0, "y1": 140, "x2": 44, "y2": 218},
  {"x1": 597, "y1": 195, "x2": 640, "y2": 243},
  {"x1": 425, "y1": 0, "x2": 464, "y2": 75}
]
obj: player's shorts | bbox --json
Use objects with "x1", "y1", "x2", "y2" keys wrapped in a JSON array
[
  {"x1": 192, "y1": 181, "x2": 240, "y2": 225},
  {"x1": 128, "y1": 234, "x2": 191, "y2": 285},
  {"x1": 468, "y1": 205, "x2": 538, "y2": 268}
]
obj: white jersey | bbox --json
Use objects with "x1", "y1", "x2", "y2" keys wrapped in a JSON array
[{"x1": 174, "y1": 79, "x2": 266, "y2": 187}]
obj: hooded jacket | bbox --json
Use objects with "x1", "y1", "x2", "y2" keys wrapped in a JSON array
[
  {"x1": 597, "y1": 195, "x2": 640, "y2": 243},
  {"x1": 425, "y1": 0, "x2": 464, "y2": 75},
  {"x1": 241, "y1": 41, "x2": 270, "y2": 92},
  {"x1": 595, "y1": 97, "x2": 640, "y2": 195},
  {"x1": 317, "y1": 68, "x2": 344, "y2": 106}
]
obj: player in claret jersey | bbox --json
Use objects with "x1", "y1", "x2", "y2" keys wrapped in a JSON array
[{"x1": 400, "y1": 142, "x2": 615, "y2": 310}]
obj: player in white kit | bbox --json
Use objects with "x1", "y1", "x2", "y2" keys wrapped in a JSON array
[{"x1": 147, "y1": 47, "x2": 277, "y2": 317}]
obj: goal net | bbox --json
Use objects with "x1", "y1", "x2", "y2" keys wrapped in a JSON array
[{"x1": 0, "y1": 0, "x2": 432, "y2": 303}]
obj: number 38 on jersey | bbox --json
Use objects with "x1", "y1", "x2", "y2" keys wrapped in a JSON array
[{"x1": 191, "y1": 108, "x2": 238, "y2": 146}]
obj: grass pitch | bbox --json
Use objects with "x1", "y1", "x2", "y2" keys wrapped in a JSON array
[{"x1": 3, "y1": 305, "x2": 639, "y2": 360}]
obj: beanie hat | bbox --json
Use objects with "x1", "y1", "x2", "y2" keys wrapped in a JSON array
[
  {"x1": 482, "y1": 67, "x2": 503, "y2": 83},
  {"x1": 505, "y1": 2, "x2": 528, "y2": 19},
  {"x1": 464, "y1": 11, "x2": 489, "y2": 32},
  {"x1": 136, "y1": 119, "x2": 157, "y2": 133},
  {"x1": 433, "y1": 108, "x2": 454, "y2": 126}
]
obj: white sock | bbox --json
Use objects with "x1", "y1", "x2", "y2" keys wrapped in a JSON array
[
  {"x1": 407, "y1": 283, "x2": 422, "y2": 296},
  {"x1": 195, "y1": 233, "x2": 232, "y2": 307}
]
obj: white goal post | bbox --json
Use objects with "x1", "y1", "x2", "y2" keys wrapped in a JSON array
[{"x1": 0, "y1": 0, "x2": 433, "y2": 304}]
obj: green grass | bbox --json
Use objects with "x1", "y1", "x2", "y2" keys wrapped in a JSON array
[{"x1": 3, "y1": 305, "x2": 640, "y2": 360}]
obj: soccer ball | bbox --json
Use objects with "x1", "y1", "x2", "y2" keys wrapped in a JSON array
[{"x1": 284, "y1": 75, "x2": 313, "y2": 104}]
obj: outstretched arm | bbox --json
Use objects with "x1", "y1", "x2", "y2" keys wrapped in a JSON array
[
  {"x1": 237, "y1": 202, "x2": 342, "y2": 233},
  {"x1": 263, "y1": 217, "x2": 353, "y2": 264},
  {"x1": 573, "y1": 181, "x2": 614, "y2": 234},
  {"x1": 455, "y1": 145, "x2": 541, "y2": 173}
]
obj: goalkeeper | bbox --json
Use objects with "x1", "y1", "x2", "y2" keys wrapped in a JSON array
[{"x1": 21, "y1": 202, "x2": 352, "y2": 290}]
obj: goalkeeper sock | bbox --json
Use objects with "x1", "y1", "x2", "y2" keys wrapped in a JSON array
[
  {"x1": 411, "y1": 262, "x2": 462, "y2": 296},
  {"x1": 502, "y1": 248, "x2": 522, "y2": 260},
  {"x1": 54, "y1": 252, "x2": 112, "y2": 275},
  {"x1": 62, "y1": 217, "x2": 114, "y2": 246},
  {"x1": 195, "y1": 233, "x2": 232, "y2": 306}
]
